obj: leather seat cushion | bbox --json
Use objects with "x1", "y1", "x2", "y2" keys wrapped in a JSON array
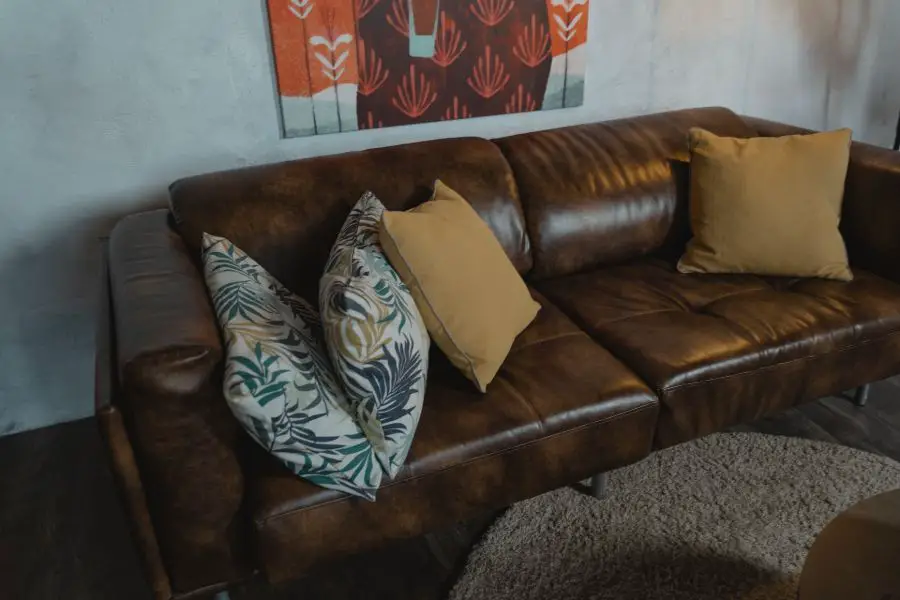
[
  {"x1": 247, "y1": 290, "x2": 658, "y2": 581},
  {"x1": 537, "y1": 258, "x2": 900, "y2": 448}
]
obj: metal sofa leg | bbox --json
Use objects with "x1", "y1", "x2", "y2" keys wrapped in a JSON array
[
  {"x1": 854, "y1": 384, "x2": 871, "y2": 407},
  {"x1": 590, "y1": 473, "x2": 609, "y2": 499}
]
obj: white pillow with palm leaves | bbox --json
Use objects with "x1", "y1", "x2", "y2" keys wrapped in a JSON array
[
  {"x1": 320, "y1": 192, "x2": 430, "y2": 479},
  {"x1": 202, "y1": 233, "x2": 381, "y2": 501}
]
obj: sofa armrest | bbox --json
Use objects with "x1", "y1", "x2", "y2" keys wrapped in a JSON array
[
  {"x1": 97, "y1": 239, "x2": 172, "y2": 599},
  {"x1": 744, "y1": 115, "x2": 900, "y2": 284},
  {"x1": 108, "y1": 209, "x2": 251, "y2": 595},
  {"x1": 842, "y1": 142, "x2": 900, "y2": 284},
  {"x1": 111, "y1": 210, "x2": 222, "y2": 373}
]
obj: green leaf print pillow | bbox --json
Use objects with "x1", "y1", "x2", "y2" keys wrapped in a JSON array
[
  {"x1": 320, "y1": 192, "x2": 430, "y2": 479},
  {"x1": 202, "y1": 233, "x2": 381, "y2": 501}
]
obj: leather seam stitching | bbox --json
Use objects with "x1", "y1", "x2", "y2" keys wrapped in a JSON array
[
  {"x1": 508, "y1": 330, "x2": 583, "y2": 354},
  {"x1": 254, "y1": 402, "x2": 657, "y2": 527},
  {"x1": 662, "y1": 329, "x2": 900, "y2": 393},
  {"x1": 497, "y1": 378, "x2": 545, "y2": 437},
  {"x1": 586, "y1": 284, "x2": 774, "y2": 331},
  {"x1": 590, "y1": 308, "x2": 683, "y2": 330},
  {"x1": 697, "y1": 285, "x2": 774, "y2": 307}
]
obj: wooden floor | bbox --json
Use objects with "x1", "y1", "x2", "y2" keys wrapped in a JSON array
[{"x1": 2, "y1": 378, "x2": 900, "y2": 600}]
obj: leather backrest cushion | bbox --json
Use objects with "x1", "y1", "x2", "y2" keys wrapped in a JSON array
[
  {"x1": 495, "y1": 107, "x2": 757, "y2": 279},
  {"x1": 170, "y1": 138, "x2": 530, "y2": 301}
]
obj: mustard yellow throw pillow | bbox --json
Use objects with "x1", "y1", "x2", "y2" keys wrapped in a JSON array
[
  {"x1": 379, "y1": 180, "x2": 540, "y2": 392},
  {"x1": 678, "y1": 127, "x2": 853, "y2": 281}
]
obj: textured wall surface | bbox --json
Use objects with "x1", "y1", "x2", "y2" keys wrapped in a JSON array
[{"x1": 1, "y1": 0, "x2": 898, "y2": 436}]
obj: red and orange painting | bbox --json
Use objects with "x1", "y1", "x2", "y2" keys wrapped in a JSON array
[{"x1": 267, "y1": 0, "x2": 590, "y2": 137}]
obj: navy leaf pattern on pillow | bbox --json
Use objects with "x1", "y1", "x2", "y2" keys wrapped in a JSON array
[
  {"x1": 203, "y1": 233, "x2": 381, "y2": 500},
  {"x1": 320, "y1": 192, "x2": 430, "y2": 478}
]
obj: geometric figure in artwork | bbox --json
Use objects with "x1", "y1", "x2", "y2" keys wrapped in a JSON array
[
  {"x1": 470, "y1": 0, "x2": 515, "y2": 26},
  {"x1": 467, "y1": 46, "x2": 511, "y2": 99},
  {"x1": 544, "y1": 0, "x2": 588, "y2": 110},
  {"x1": 433, "y1": 13, "x2": 467, "y2": 67},
  {"x1": 267, "y1": 0, "x2": 590, "y2": 137},
  {"x1": 392, "y1": 65, "x2": 438, "y2": 118},
  {"x1": 407, "y1": 0, "x2": 441, "y2": 58}
]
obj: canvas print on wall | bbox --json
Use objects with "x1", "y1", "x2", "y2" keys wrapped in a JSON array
[{"x1": 268, "y1": 0, "x2": 589, "y2": 137}]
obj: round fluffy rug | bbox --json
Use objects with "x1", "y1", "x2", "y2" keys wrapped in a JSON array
[{"x1": 450, "y1": 433, "x2": 900, "y2": 600}]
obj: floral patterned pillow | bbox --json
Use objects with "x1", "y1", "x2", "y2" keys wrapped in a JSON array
[
  {"x1": 320, "y1": 192, "x2": 430, "y2": 479},
  {"x1": 202, "y1": 233, "x2": 381, "y2": 501}
]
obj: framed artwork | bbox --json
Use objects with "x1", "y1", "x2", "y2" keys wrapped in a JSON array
[{"x1": 267, "y1": 0, "x2": 590, "y2": 137}]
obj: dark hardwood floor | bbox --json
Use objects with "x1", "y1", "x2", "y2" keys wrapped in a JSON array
[
  {"x1": 0, "y1": 417, "x2": 151, "y2": 600},
  {"x1": 2, "y1": 378, "x2": 899, "y2": 600}
]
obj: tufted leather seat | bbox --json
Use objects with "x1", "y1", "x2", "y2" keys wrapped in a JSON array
[
  {"x1": 247, "y1": 290, "x2": 657, "y2": 581},
  {"x1": 537, "y1": 258, "x2": 900, "y2": 448}
]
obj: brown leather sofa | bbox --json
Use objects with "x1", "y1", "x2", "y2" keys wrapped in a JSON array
[{"x1": 98, "y1": 107, "x2": 900, "y2": 599}]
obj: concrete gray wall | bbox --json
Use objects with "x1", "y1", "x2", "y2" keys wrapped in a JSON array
[{"x1": 1, "y1": 0, "x2": 898, "y2": 436}]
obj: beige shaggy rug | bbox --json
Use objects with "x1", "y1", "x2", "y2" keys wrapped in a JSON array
[{"x1": 450, "y1": 433, "x2": 900, "y2": 600}]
